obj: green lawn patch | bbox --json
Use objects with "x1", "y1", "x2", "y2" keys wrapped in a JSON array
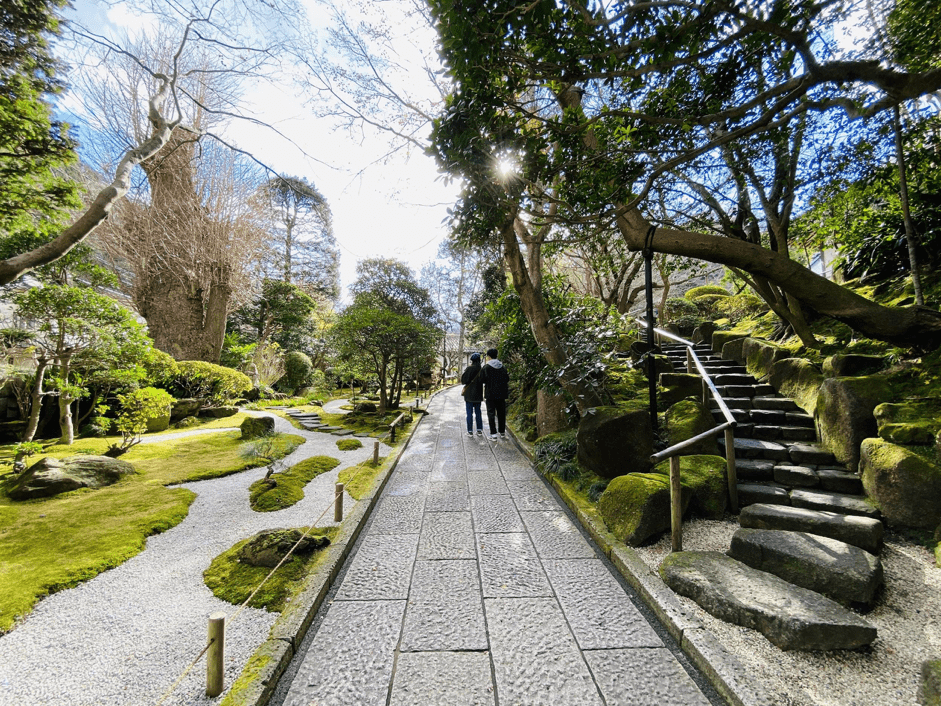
[
  {"x1": 0, "y1": 431, "x2": 304, "y2": 633},
  {"x1": 338, "y1": 456, "x2": 389, "y2": 500},
  {"x1": 336, "y1": 438, "x2": 363, "y2": 451},
  {"x1": 203, "y1": 527, "x2": 338, "y2": 612},
  {"x1": 249, "y1": 455, "x2": 341, "y2": 512}
]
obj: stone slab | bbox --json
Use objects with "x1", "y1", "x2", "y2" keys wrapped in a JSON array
[
  {"x1": 722, "y1": 437, "x2": 790, "y2": 461},
  {"x1": 790, "y1": 489, "x2": 881, "y2": 519},
  {"x1": 485, "y1": 597, "x2": 604, "y2": 705},
  {"x1": 584, "y1": 648, "x2": 711, "y2": 706},
  {"x1": 780, "y1": 426, "x2": 817, "y2": 441},
  {"x1": 368, "y1": 495, "x2": 425, "y2": 534},
  {"x1": 728, "y1": 528, "x2": 883, "y2": 606},
  {"x1": 738, "y1": 503, "x2": 884, "y2": 555},
  {"x1": 418, "y1": 511, "x2": 476, "y2": 560},
  {"x1": 773, "y1": 465, "x2": 819, "y2": 488},
  {"x1": 331, "y1": 429, "x2": 355, "y2": 436},
  {"x1": 735, "y1": 459, "x2": 774, "y2": 481},
  {"x1": 389, "y1": 652, "x2": 495, "y2": 706},
  {"x1": 471, "y1": 494, "x2": 525, "y2": 532},
  {"x1": 334, "y1": 535, "x2": 417, "y2": 600},
  {"x1": 476, "y1": 533, "x2": 552, "y2": 597},
  {"x1": 467, "y1": 470, "x2": 509, "y2": 495},
  {"x1": 660, "y1": 551, "x2": 877, "y2": 651},
  {"x1": 788, "y1": 444, "x2": 836, "y2": 465},
  {"x1": 738, "y1": 483, "x2": 790, "y2": 507},
  {"x1": 520, "y1": 510, "x2": 596, "y2": 559},
  {"x1": 506, "y1": 479, "x2": 555, "y2": 510},
  {"x1": 400, "y1": 560, "x2": 487, "y2": 651},
  {"x1": 816, "y1": 468, "x2": 864, "y2": 495},
  {"x1": 751, "y1": 397, "x2": 798, "y2": 411},
  {"x1": 750, "y1": 409, "x2": 785, "y2": 424}
]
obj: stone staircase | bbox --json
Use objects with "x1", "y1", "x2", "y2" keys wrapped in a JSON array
[{"x1": 657, "y1": 342, "x2": 884, "y2": 650}]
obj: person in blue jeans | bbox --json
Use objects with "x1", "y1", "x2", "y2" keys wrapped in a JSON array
[
  {"x1": 481, "y1": 347, "x2": 510, "y2": 440},
  {"x1": 460, "y1": 353, "x2": 485, "y2": 436}
]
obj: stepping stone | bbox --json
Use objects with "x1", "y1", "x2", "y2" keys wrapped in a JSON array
[
  {"x1": 817, "y1": 468, "x2": 864, "y2": 495},
  {"x1": 788, "y1": 444, "x2": 836, "y2": 466},
  {"x1": 750, "y1": 409, "x2": 786, "y2": 424},
  {"x1": 710, "y1": 397, "x2": 753, "y2": 410},
  {"x1": 790, "y1": 489, "x2": 880, "y2": 519},
  {"x1": 780, "y1": 426, "x2": 817, "y2": 442},
  {"x1": 728, "y1": 528, "x2": 883, "y2": 606},
  {"x1": 301, "y1": 423, "x2": 326, "y2": 430},
  {"x1": 353, "y1": 432, "x2": 373, "y2": 438},
  {"x1": 660, "y1": 551, "x2": 877, "y2": 651},
  {"x1": 735, "y1": 459, "x2": 774, "y2": 481},
  {"x1": 738, "y1": 503, "x2": 884, "y2": 555},
  {"x1": 752, "y1": 397, "x2": 799, "y2": 412},
  {"x1": 721, "y1": 437, "x2": 790, "y2": 461},
  {"x1": 738, "y1": 483, "x2": 789, "y2": 507},
  {"x1": 318, "y1": 426, "x2": 343, "y2": 433},
  {"x1": 332, "y1": 429, "x2": 355, "y2": 436},
  {"x1": 773, "y1": 465, "x2": 819, "y2": 488}
]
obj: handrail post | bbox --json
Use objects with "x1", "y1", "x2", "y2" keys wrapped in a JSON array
[
  {"x1": 702, "y1": 378, "x2": 709, "y2": 407},
  {"x1": 206, "y1": 612, "x2": 226, "y2": 697},
  {"x1": 725, "y1": 428, "x2": 739, "y2": 512},
  {"x1": 670, "y1": 455, "x2": 683, "y2": 552},
  {"x1": 686, "y1": 347, "x2": 693, "y2": 374}
]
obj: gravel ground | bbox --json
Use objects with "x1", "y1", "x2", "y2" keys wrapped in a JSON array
[
  {"x1": 634, "y1": 516, "x2": 941, "y2": 706},
  {"x1": 0, "y1": 409, "x2": 390, "y2": 706}
]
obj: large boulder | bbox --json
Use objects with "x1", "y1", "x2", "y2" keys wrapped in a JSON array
[
  {"x1": 660, "y1": 550, "x2": 877, "y2": 651},
  {"x1": 597, "y1": 472, "x2": 691, "y2": 546},
  {"x1": 743, "y1": 338, "x2": 791, "y2": 380},
  {"x1": 817, "y1": 376, "x2": 893, "y2": 471},
  {"x1": 720, "y1": 337, "x2": 750, "y2": 366},
  {"x1": 576, "y1": 404, "x2": 654, "y2": 478},
  {"x1": 711, "y1": 331, "x2": 748, "y2": 358},
  {"x1": 768, "y1": 358, "x2": 825, "y2": 417},
  {"x1": 237, "y1": 528, "x2": 330, "y2": 568},
  {"x1": 652, "y1": 454, "x2": 728, "y2": 519},
  {"x1": 536, "y1": 389, "x2": 574, "y2": 437},
  {"x1": 171, "y1": 398, "x2": 202, "y2": 421},
  {"x1": 691, "y1": 321, "x2": 718, "y2": 345},
  {"x1": 240, "y1": 415, "x2": 275, "y2": 439},
  {"x1": 8, "y1": 455, "x2": 136, "y2": 500},
  {"x1": 658, "y1": 373, "x2": 703, "y2": 407},
  {"x1": 728, "y1": 528, "x2": 883, "y2": 607},
  {"x1": 860, "y1": 437, "x2": 941, "y2": 530},
  {"x1": 823, "y1": 354, "x2": 886, "y2": 377},
  {"x1": 873, "y1": 398, "x2": 941, "y2": 446},
  {"x1": 201, "y1": 405, "x2": 239, "y2": 418},
  {"x1": 663, "y1": 399, "x2": 720, "y2": 456}
]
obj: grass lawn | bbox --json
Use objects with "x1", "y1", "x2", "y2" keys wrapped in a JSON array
[{"x1": 0, "y1": 430, "x2": 305, "y2": 633}]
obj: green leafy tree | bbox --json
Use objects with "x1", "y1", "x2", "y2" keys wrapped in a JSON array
[
  {"x1": 227, "y1": 279, "x2": 327, "y2": 354},
  {"x1": 107, "y1": 387, "x2": 174, "y2": 456}
]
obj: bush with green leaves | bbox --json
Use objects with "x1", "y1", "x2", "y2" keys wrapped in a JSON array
[
  {"x1": 663, "y1": 297, "x2": 699, "y2": 320},
  {"x1": 534, "y1": 430, "x2": 578, "y2": 476},
  {"x1": 714, "y1": 293, "x2": 769, "y2": 321},
  {"x1": 281, "y1": 351, "x2": 313, "y2": 393},
  {"x1": 107, "y1": 387, "x2": 174, "y2": 456},
  {"x1": 683, "y1": 285, "x2": 730, "y2": 300},
  {"x1": 141, "y1": 348, "x2": 179, "y2": 388},
  {"x1": 169, "y1": 361, "x2": 252, "y2": 405}
]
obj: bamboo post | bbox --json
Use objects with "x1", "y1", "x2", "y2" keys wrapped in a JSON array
[
  {"x1": 206, "y1": 612, "x2": 226, "y2": 697},
  {"x1": 725, "y1": 427, "x2": 739, "y2": 512},
  {"x1": 335, "y1": 483, "x2": 344, "y2": 522},
  {"x1": 373, "y1": 440, "x2": 380, "y2": 466},
  {"x1": 670, "y1": 456, "x2": 683, "y2": 552}
]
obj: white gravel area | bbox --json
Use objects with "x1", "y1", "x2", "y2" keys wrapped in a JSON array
[
  {"x1": 634, "y1": 516, "x2": 941, "y2": 706},
  {"x1": 0, "y1": 411, "x2": 391, "y2": 706}
]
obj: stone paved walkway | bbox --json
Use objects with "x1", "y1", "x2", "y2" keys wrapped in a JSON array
[{"x1": 275, "y1": 387, "x2": 716, "y2": 706}]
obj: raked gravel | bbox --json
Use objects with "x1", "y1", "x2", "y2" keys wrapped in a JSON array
[
  {"x1": 0, "y1": 410, "x2": 390, "y2": 706},
  {"x1": 634, "y1": 516, "x2": 941, "y2": 706}
]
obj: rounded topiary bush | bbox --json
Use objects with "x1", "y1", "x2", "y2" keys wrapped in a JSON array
[
  {"x1": 714, "y1": 293, "x2": 769, "y2": 320},
  {"x1": 336, "y1": 438, "x2": 363, "y2": 451},
  {"x1": 281, "y1": 351, "x2": 313, "y2": 394},
  {"x1": 170, "y1": 361, "x2": 252, "y2": 405},
  {"x1": 663, "y1": 297, "x2": 699, "y2": 320},
  {"x1": 683, "y1": 285, "x2": 730, "y2": 301}
]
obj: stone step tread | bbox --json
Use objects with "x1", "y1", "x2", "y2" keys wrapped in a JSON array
[
  {"x1": 660, "y1": 551, "x2": 877, "y2": 651},
  {"x1": 331, "y1": 429, "x2": 355, "y2": 436},
  {"x1": 738, "y1": 503, "x2": 884, "y2": 555},
  {"x1": 790, "y1": 489, "x2": 881, "y2": 519},
  {"x1": 728, "y1": 528, "x2": 883, "y2": 606}
]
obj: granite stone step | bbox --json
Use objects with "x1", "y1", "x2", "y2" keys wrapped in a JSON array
[
  {"x1": 789, "y1": 489, "x2": 881, "y2": 519},
  {"x1": 773, "y1": 465, "x2": 819, "y2": 488},
  {"x1": 735, "y1": 459, "x2": 775, "y2": 481},
  {"x1": 719, "y1": 436, "x2": 790, "y2": 461},
  {"x1": 816, "y1": 468, "x2": 864, "y2": 495},
  {"x1": 728, "y1": 528, "x2": 883, "y2": 606},
  {"x1": 660, "y1": 551, "x2": 877, "y2": 651},
  {"x1": 738, "y1": 483, "x2": 790, "y2": 506},
  {"x1": 738, "y1": 503, "x2": 884, "y2": 555},
  {"x1": 788, "y1": 444, "x2": 836, "y2": 466},
  {"x1": 714, "y1": 373, "x2": 758, "y2": 386},
  {"x1": 710, "y1": 397, "x2": 753, "y2": 410},
  {"x1": 751, "y1": 397, "x2": 800, "y2": 412},
  {"x1": 748, "y1": 425, "x2": 815, "y2": 442}
]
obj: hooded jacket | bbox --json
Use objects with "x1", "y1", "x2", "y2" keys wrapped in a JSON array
[
  {"x1": 460, "y1": 362, "x2": 484, "y2": 402},
  {"x1": 481, "y1": 358, "x2": 510, "y2": 400}
]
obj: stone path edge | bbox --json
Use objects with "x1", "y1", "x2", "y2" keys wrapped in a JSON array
[
  {"x1": 219, "y1": 395, "x2": 437, "y2": 706},
  {"x1": 504, "y1": 431, "x2": 773, "y2": 706}
]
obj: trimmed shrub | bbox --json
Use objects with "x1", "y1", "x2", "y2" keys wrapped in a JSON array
[
  {"x1": 281, "y1": 351, "x2": 314, "y2": 393},
  {"x1": 169, "y1": 361, "x2": 252, "y2": 405},
  {"x1": 142, "y1": 348, "x2": 180, "y2": 388},
  {"x1": 337, "y1": 438, "x2": 363, "y2": 451},
  {"x1": 663, "y1": 297, "x2": 699, "y2": 320},
  {"x1": 683, "y1": 285, "x2": 729, "y2": 300}
]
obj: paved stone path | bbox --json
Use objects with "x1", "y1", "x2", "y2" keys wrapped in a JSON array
[{"x1": 275, "y1": 387, "x2": 716, "y2": 706}]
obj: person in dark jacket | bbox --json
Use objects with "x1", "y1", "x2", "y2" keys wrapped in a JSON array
[
  {"x1": 460, "y1": 353, "x2": 485, "y2": 436},
  {"x1": 481, "y1": 347, "x2": 510, "y2": 439}
]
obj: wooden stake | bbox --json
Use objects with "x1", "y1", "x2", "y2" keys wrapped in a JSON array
[
  {"x1": 725, "y1": 428, "x2": 739, "y2": 512},
  {"x1": 670, "y1": 456, "x2": 683, "y2": 553},
  {"x1": 206, "y1": 611, "x2": 226, "y2": 697},
  {"x1": 702, "y1": 378, "x2": 709, "y2": 407},
  {"x1": 335, "y1": 483, "x2": 344, "y2": 522},
  {"x1": 686, "y1": 348, "x2": 693, "y2": 374},
  {"x1": 373, "y1": 440, "x2": 380, "y2": 466}
]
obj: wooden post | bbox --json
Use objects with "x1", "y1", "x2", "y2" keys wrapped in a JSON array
[
  {"x1": 373, "y1": 440, "x2": 380, "y2": 466},
  {"x1": 702, "y1": 378, "x2": 709, "y2": 407},
  {"x1": 335, "y1": 483, "x2": 344, "y2": 522},
  {"x1": 686, "y1": 348, "x2": 693, "y2": 374},
  {"x1": 670, "y1": 456, "x2": 683, "y2": 552},
  {"x1": 206, "y1": 612, "x2": 226, "y2": 697},
  {"x1": 390, "y1": 422, "x2": 396, "y2": 443},
  {"x1": 725, "y1": 428, "x2": 739, "y2": 512}
]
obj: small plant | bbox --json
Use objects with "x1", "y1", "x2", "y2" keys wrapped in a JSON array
[
  {"x1": 106, "y1": 387, "x2": 174, "y2": 457},
  {"x1": 12, "y1": 441, "x2": 43, "y2": 473}
]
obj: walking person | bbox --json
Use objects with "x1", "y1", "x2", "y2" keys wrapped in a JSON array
[
  {"x1": 460, "y1": 352, "x2": 485, "y2": 436},
  {"x1": 481, "y1": 347, "x2": 510, "y2": 440}
]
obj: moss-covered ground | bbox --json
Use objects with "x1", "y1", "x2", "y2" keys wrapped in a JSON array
[
  {"x1": 338, "y1": 456, "x2": 390, "y2": 500},
  {"x1": 0, "y1": 430, "x2": 304, "y2": 633},
  {"x1": 203, "y1": 526, "x2": 338, "y2": 612},
  {"x1": 249, "y1": 455, "x2": 341, "y2": 512}
]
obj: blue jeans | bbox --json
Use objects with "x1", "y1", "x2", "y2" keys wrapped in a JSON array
[{"x1": 465, "y1": 400, "x2": 483, "y2": 432}]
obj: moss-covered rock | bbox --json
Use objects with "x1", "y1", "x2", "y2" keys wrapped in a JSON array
[
  {"x1": 597, "y1": 472, "x2": 691, "y2": 546},
  {"x1": 823, "y1": 354, "x2": 886, "y2": 377},
  {"x1": 874, "y1": 398, "x2": 941, "y2": 445},
  {"x1": 743, "y1": 338, "x2": 791, "y2": 380},
  {"x1": 576, "y1": 404, "x2": 654, "y2": 478},
  {"x1": 659, "y1": 373, "x2": 703, "y2": 407},
  {"x1": 240, "y1": 415, "x2": 275, "y2": 440},
  {"x1": 769, "y1": 358, "x2": 825, "y2": 416},
  {"x1": 860, "y1": 437, "x2": 941, "y2": 530},
  {"x1": 8, "y1": 455, "x2": 137, "y2": 500},
  {"x1": 146, "y1": 413, "x2": 171, "y2": 433},
  {"x1": 921, "y1": 659, "x2": 941, "y2": 706},
  {"x1": 664, "y1": 399, "x2": 720, "y2": 456},
  {"x1": 652, "y1": 454, "x2": 728, "y2": 519},
  {"x1": 640, "y1": 354, "x2": 673, "y2": 379},
  {"x1": 712, "y1": 331, "x2": 748, "y2": 358},
  {"x1": 818, "y1": 377, "x2": 893, "y2": 471},
  {"x1": 692, "y1": 322, "x2": 718, "y2": 345},
  {"x1": 720, "y1": 337, "x2": 749, "y2": 366}
]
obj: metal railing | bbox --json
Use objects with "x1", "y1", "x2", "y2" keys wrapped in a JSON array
[{"x1": 636, "y1": 320, "x2": 739, "y2": 552}]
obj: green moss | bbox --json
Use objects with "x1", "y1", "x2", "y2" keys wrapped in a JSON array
[
  {"x1": 878, "y1": 422, "x2": 937, "y2": 445},
  {"x1": 249, "y1": 456, "x2": 341, "y2": 512},
  {"x1": 598, "y1": 472, "x2": 676, "y2": 546},
  {"x1": 769, "y1": 358, "x2": 825, "y2": 416},
  {"x1": 684, "y1": 285, "x2": 729, "y2": 300},
  {"x1": 220, "y1": 648, "x2": 272, "y2": 706},
  {"x1": 203, "y1": 527, "x2": 337, "y2": 612},
  {"x1": 338, "y1": 456, "x2": 390, "y2": 499},
  {"x1": 652, "y1": 454, "x2": 728, "y2": 518},
  {"x1": 663, "y1": 399, "x2": 719, "y2": 455},
  {"x1": 336, "y1": 438, "x2": 364, "y2": 451}
]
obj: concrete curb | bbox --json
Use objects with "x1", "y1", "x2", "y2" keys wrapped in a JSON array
[
  {"x1": 221, "y1": 390, "x2": 444, "y2": 706},
  {"x1": 506, "y1": 429, "x2": 771, "y2": 706}
]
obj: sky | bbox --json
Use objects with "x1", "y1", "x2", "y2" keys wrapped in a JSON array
[{"x1": 60, "y1": 0, "x2": 460, "y2": 303}]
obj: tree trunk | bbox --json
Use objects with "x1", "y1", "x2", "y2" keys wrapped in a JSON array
[
  {"x1": 502, "y1": 217, "x2": 605, "y2": 413},
  {"x1": 22, "y1": 356, "x2": 50, "y2": 443},
  {"x1": 57, "y1": 356, "x2": 74, "y2": 446},
  {"x1": 615, "y1": 209, "x2": 941, "y2": 349},
  {"x1": 894, "y1": 105, "x2": 924, "y2": 306}
]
